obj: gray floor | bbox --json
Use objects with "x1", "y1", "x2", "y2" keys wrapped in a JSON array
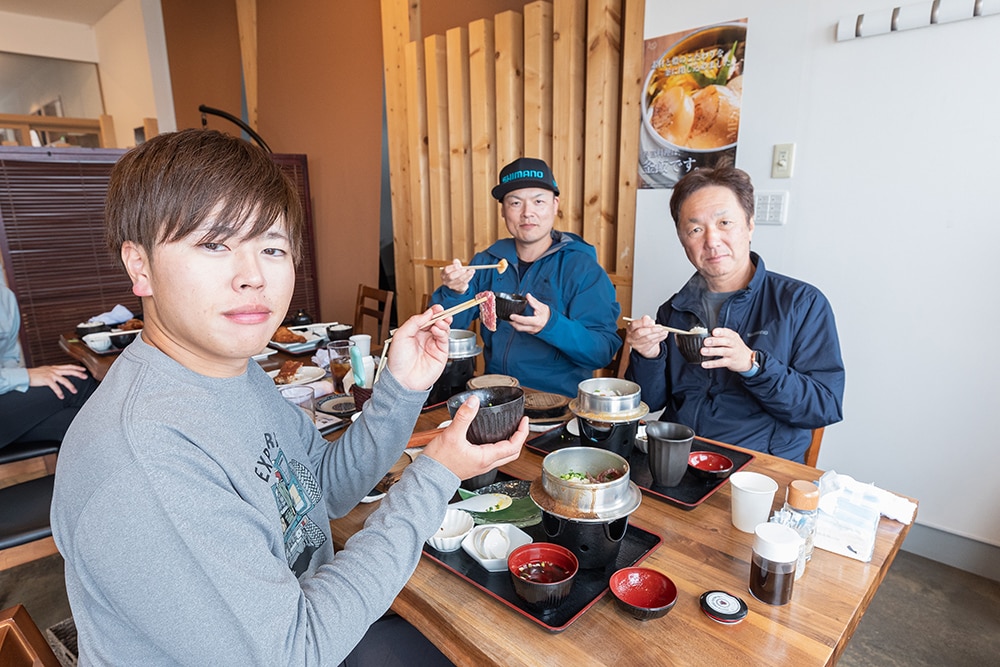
[{"x1": 3, "y1": 550, "x2": 999, "y2": 664}]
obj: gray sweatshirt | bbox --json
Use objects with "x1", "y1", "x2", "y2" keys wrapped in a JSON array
[{"x1": 50, "y1": 336, "x2": 458, "y2": 665}]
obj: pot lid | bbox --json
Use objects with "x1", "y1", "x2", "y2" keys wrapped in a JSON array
[
  {"x1": 529, "y1": 478, "x2": 642, "y2": 523},
  {"x1": 569, "y1": 399, "x2": 649, "y2": 423}
]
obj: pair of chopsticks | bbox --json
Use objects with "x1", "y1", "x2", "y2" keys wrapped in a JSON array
[
  {"x1": 373, "y1": 294, "x2": 489, "y2": 385},
  {"x1": 622, "y1": 317, "x2": 702, "y2": 336}
]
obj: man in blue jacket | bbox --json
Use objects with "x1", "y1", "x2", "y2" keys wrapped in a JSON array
[
  {"x1": 432, "y1": 157, "x2": 621, "y2": 397},
  {"x1": 626, "y1": 167, "x2": 844, "y2": 462}
]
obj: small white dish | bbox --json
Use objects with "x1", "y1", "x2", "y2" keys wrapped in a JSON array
[
  {"x1": 566, "y1": 418, "x2": 580, "y2": 437},
  {"x1": 635, "y1": 424, "x2": 648, "y2": 454},
  {"x1": 82, "y1": 333, "x2": 112, "y2": 353},
  {"x1": 252, "y1": 348, "x2": 277, "y2": 362},
  {"x1": 351, "y1": 411, "x2": 361, "y2": 422},
  {"x1": 461, "y1": 523, "x2": 532, "y2": 572},
  {"x1": 267, "y1": 366, "x2": 326, "y2": 386},
  {"x1": 437, "y1": 419, "x2": 453, "y2": 429},
  {"x1": 427, "y1": 508, "x2": 475, "y2": 552}
]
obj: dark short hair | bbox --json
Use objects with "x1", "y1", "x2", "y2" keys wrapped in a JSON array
[
  {"x1": 669, "y1": 166, "x2": 755, "y2": 226},
  {"x1": 105, "y1": 129, "x2": 303, "y2": 264}
]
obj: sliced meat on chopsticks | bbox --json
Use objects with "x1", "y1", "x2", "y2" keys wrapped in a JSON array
[{"x1": 477, "y1": 291, "x2": 497, "y2": 331}]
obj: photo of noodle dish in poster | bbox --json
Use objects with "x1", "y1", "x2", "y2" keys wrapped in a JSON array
[{"x1": 639, "y1": 20, "x2": 747, "y2": 189}]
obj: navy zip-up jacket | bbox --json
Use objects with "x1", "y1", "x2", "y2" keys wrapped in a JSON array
[
  {"x1": 627, "y1": 254, "x2": 844, "y2": 462},
  {"x1": 431, "y1": 231, "x2": 621, "y2": 397}
]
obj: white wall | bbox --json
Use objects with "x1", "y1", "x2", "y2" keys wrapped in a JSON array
[
  {"x1": 637, "y1": 1, "x2": 1000, "y2": 553},
  {"x1": 0, "y1": 1, "x2": 174, "y2": 149}
]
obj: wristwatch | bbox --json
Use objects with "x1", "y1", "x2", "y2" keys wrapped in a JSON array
[{"x1": 740, "y1": 350, "x2": 761, "y2": 378}]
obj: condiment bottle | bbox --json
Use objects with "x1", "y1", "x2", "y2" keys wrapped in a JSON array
[
  {"x1": 784, "y1": 480, "x2": 820, "y2": 580},
  {"x1": 749, "y1": 523, "x2": 801, "y2": 606}
]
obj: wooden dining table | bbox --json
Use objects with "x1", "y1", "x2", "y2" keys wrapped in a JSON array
[
  {"x1": 58, "y1": 333, "x2": 914, "y2": 664},
  {"x1": 326, "y1": 403, "x2": 916, "y2": 667}
]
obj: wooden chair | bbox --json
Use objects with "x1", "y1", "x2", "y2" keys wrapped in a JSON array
[
  {"x1": 0, "y1": 604, "x2": 62, "y2": 667},
  {"x1": 353, "y1": 284, "x2": 394, "y2": 351},
  {"x1": 805, "y1": 427, "x2": 825, "y2": 468},
  {"x1": 0, "y1": 441, "x2": 59, "y2": 491},
  {"x1": 595, "y1": 328, "x2": 630, "y2": 379}
]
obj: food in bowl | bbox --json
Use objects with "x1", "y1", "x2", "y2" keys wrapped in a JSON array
[
  {"x1": 558, "y1": 468, "x2": 624, "y2": 484},
  {"x1": 508, "y1": 542, "x2": 578, "y2": 610}
]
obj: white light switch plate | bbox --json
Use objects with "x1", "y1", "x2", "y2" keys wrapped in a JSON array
[
  {"x1": 755, "y1": 191, "x2": 789, "y2": 225},
  {"x1": 771, "y1": 143, "x2": 795, "y2": 179}
]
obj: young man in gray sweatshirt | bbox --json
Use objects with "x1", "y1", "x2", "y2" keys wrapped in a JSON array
[{"x1": 50, "y1": 129, "x2": 526, "y2": 666}]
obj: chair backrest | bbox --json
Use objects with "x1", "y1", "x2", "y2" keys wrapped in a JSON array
[
  {"x1": 595, "y1": 328, "x2": 630, "y2": 379},
  {"x1": 354, "y1": 284, "x2": 394, "y2": 349},
  {"x1": 0, "y1": 604, "x2": 62, "y2": 667},
  {"x1": 805, "y1": 427, "x2": 825, "y2": 468}
]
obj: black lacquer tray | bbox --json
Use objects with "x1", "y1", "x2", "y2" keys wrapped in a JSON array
[
  {"x1": 527, "y1": 424, "x2": 754, "y2": 510},
  {"x1": 421, "y1": 480, "x2": 662, "y2": 632}
]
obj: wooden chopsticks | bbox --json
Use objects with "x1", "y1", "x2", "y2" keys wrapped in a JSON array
[
  {"x1": 622, "y1": 317, "x2": 703, "y2": 336},
  {"x1": 420, "y1": 293, "x2": 490, "y2": 329}
]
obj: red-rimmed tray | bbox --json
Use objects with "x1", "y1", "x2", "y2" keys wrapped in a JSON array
[
  {"x1": 421, "y1": 477, "x2": 662, "y2": 633},
  {"x1": 526, "y1": 425, "x2": 754, "y2": 510}
]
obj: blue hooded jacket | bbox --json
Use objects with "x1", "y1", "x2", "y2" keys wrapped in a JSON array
[
  {"x1": 431, "y1": 231, "x2": 621, "y2": 397},
  {"x1": 627, "y1": 254, "x2": 844, "y2": 462}
]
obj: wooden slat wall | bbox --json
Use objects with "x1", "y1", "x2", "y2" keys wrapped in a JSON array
[{"x1": 381, "y1": 0, "x2": 642, "y2": 320}]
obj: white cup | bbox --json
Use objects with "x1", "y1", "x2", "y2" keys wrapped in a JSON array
[
  {"x1": 350, "y1": 334, "x2": 371, "y2": 358},
  {"x1": 729, "y1": 471, "x2": 779, "y2": 533},
  {"x1": 83, "y1": 333, "x2": 111, "y2": 352},
  {"x1": 279, "y1": 385, "x2": 315, "y2": 423}
]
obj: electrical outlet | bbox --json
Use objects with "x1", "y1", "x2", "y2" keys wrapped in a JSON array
[
  {"x1": 771, "y1": 143, "x2": 795, "y2": 179},
  {"x1": 755, "y1": 191, "x2": 789, "y2": 225}
]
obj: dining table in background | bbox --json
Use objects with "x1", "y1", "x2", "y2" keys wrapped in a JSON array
[{"x1": 326, "y1": 403, "x2": 916, "y2": 667}]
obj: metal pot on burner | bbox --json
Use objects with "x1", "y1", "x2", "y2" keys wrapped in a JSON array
[
  {"x1": 425, "y1": 330, "x2": 481, "y2": 407},
  {"x1": 569, "y1": 378, "x2": 649, "y2": 459}
]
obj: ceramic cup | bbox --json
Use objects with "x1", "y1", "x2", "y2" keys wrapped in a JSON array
[
  {"x1": 349, "y1": 334, "x2": 371, "y2": 358},
  {"x1": 645, "y1": 421, "x2": 695, "y2": 487},
  {"x1": 279, "y1": 385, "x2": 315, "y2": 423},
  {"x1": 729, "y1": 471, "x2": 779, "y2": 533}
]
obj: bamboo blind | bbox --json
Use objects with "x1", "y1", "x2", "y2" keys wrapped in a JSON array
[
  {"x1": 0, "y1": 148, "x2": 319, "y2": 367},
  {"x1": 381, "y1": 0, "x2": 645, "y2": 321}
]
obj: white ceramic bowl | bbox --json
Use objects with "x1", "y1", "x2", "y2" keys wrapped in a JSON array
[
  {"x1": 82, "y1": 333, "x2": 111, "y2": 352},
  {"x1": 426, "y1": 508, "x2": 475, "y2": 552},
  {"x1": 461, "y1": 523, "x2": 533, "y2": 572}
]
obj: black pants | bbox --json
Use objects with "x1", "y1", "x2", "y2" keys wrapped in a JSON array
[
  {"x1": 0, "y1": 374, "x2": 98, "y2": 449},
  {"x1": 341, "y1": 614, "x2": 453, "y2": 667}
]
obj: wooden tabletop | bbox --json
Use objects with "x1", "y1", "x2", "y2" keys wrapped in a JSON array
[
  {"x1": 327, "y1": 405, "x2": 915, "y2": 667},
  {"x1": 59, "y1": 333, "x2": 119, "y2": 381}
]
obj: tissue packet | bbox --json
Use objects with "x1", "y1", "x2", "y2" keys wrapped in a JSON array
[{"x1": 814, "y1": 490, "x2": 880, "y2": 562}]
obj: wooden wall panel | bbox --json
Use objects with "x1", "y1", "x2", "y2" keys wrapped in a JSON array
[
  {"x1": 524, "y1": 2, "x2": 554, "y2": 164},
  {"x1": 468, "y1": 19, "x2": 498, "y2": 253},
  {"x1": 381, "y1": 0, "x2": 639, "y2": 321},
  {"x1": 446, "y1": 27, "x2": 475, "y2": 262},
  {"x1": 405, "y1": 41, "x2": 432, "y2": 305},
  {"x1": 381, "y1": 0, "x2": 421, "y2": 322},
  {"x1": 582, "y1": 0, "x2": 622, "y2": 270},
  {"x1": 551, "y1": 0, "x2": 587, "y2": 237},
  {"x1": 424, "y1": 35, "x2": 452, "y2": 263}
]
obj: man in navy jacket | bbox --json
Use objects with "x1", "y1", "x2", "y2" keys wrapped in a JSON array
[
  {"x1": 626, "y1": 167, "x2": 844, "y2": 462},
  {"x1": 432, "y1": 158, "x2": 621, "y2": 397}
]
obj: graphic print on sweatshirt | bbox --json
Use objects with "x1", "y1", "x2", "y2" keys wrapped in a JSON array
[{"x1": 268, "y1": 448, "x2": 327, "y2": 575}]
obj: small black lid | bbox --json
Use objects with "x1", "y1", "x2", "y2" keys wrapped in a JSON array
[{"x1": 700, "y1": 590, "x2": 748, "y2": 624}]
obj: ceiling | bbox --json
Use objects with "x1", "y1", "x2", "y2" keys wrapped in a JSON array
[{"x1": 0, "y1": 0, "x2": 123, "y2": 25}]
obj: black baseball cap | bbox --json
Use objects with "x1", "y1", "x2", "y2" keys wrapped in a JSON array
[{"x1": 491, "y1": 157, "x2": 560, "y2": 201}]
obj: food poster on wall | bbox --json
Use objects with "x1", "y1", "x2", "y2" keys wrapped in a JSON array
[{"x1": 638, "y1": 19, "x2": 748, "y2": 189}]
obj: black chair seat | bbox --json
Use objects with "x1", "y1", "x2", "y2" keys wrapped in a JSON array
[
  {"x1": 0, "y1": 440, "x2": 60, "y2": 466},
  {"x1": 0, "y1": 474, "x2": 55, "y2": 550}
]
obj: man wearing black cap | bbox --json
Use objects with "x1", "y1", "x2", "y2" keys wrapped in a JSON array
[{"x1": 431, "y1": 157, "x2": 621, "y2": 397}]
